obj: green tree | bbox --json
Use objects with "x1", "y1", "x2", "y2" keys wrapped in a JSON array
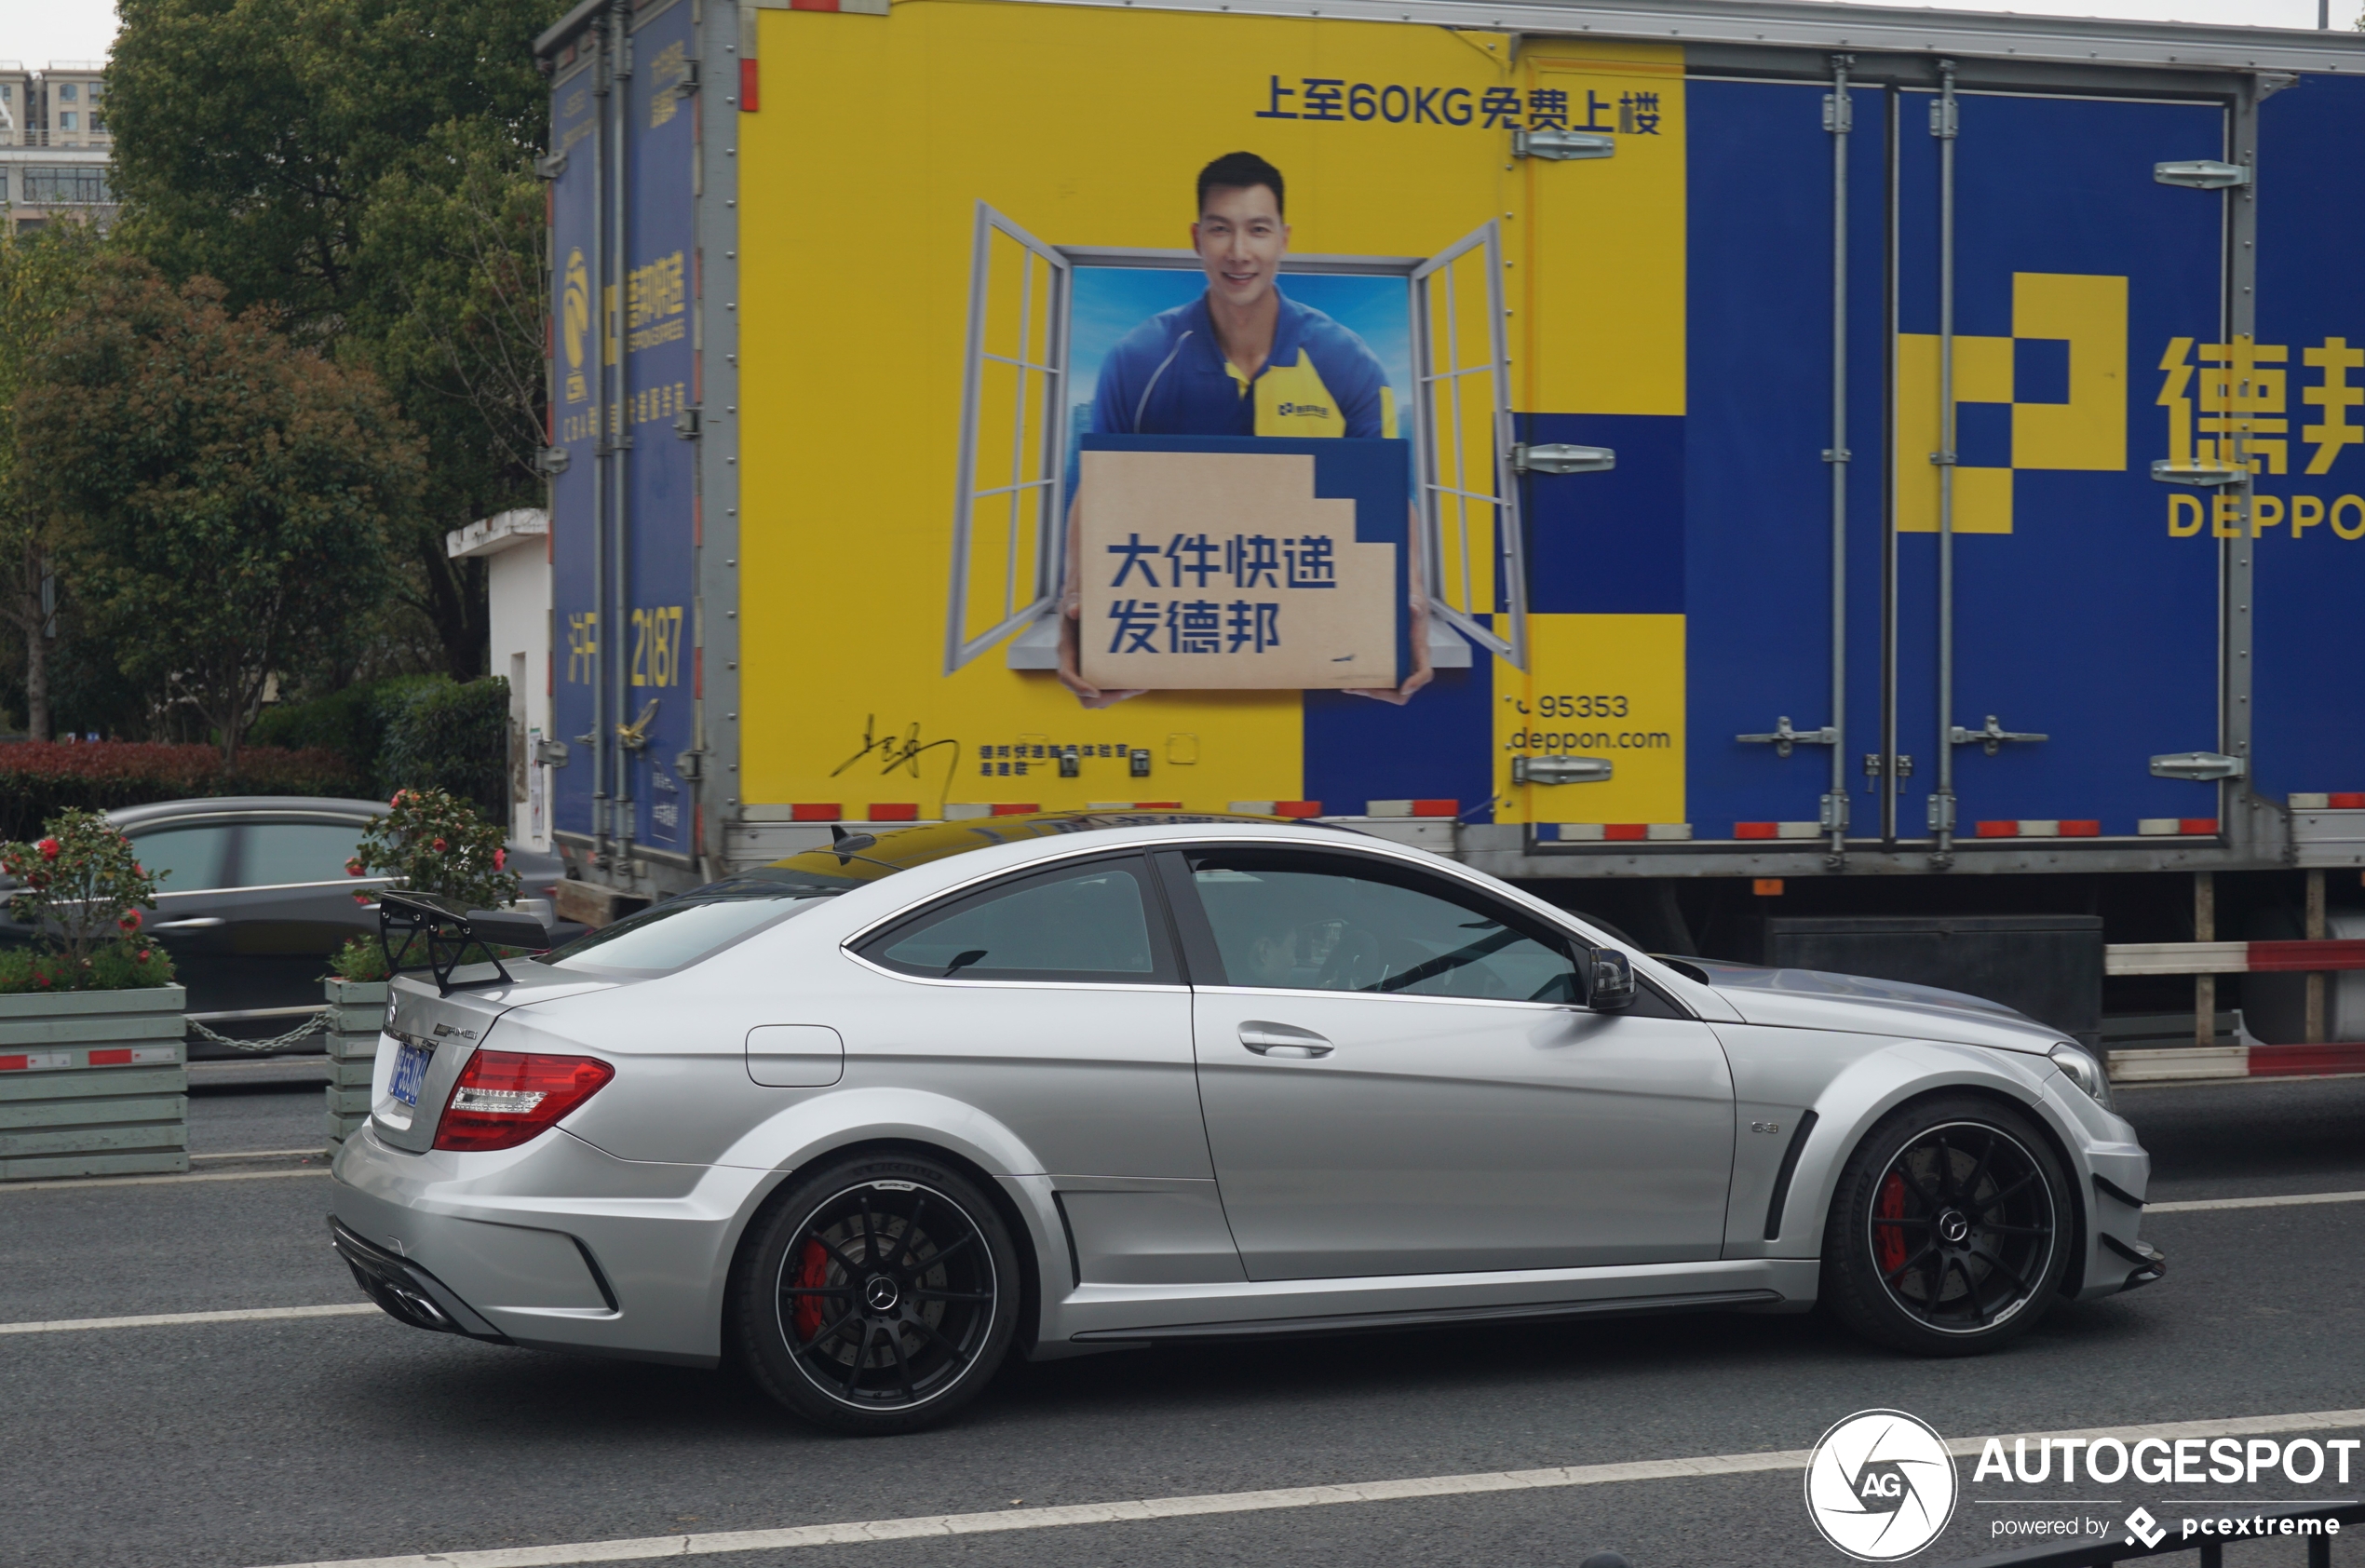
[
  {"x1": 0, "y1": 223, "x2": 113, "y2": 739},
  {"x1": 17, "y1": 260, "x2": 422, "y2": 765},
  {"x1": 106, "y1": 0, "x2": 563, "y2": 679}
]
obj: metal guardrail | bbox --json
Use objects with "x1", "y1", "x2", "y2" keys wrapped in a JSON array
[{"x1": 1941, "y1": 1498, "x2": 2365, "y2": 1567}]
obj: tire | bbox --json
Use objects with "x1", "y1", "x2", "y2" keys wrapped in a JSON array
[
  {"x1": 734, "y1": 1152, "x2": 1022, "y2": 1435},
  {"x1": 1820, "y1": 1096, "x2": 2073, "y2": 1357}
]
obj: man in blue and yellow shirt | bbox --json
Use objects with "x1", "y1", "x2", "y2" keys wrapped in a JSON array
[{"x1": 1058, "y1": 151, "x2": 1432, "y2": 707}]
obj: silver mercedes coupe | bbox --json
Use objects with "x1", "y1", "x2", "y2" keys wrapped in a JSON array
[{"x1": 329, "y1": 813, "x2": 2162, "y2": 1434}]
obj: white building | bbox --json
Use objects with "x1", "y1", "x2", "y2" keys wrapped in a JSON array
[
  {"x1": 446, "y1": 508, "x2": 551, "y2": 851},
  {"x1": 0, "y1": 61, "x2": 116, "y2": 237}
]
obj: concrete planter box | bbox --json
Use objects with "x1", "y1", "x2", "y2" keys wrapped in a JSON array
[
  {"x1": 0, "y1": 984, "x2": 189, "y2": 1181},
  {"x1": 323, "y1": 978, "x2": 388, "y2": 1156}
]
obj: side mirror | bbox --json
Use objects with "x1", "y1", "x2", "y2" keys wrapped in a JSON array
[{"x1": 1587, "y1": 947, "x2": 1636, "y2": 1011}]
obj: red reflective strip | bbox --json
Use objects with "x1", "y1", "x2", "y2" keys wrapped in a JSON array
[
  {"x1": 88, "y1": 1048, "x2": 132, "y2": 1065},
  {"x1": 1129, "y1": 802, "x2": 1183, "y2": 809},
  {"x1": 1975, "y1": 821, "x2": 2019, "y2": 838},
  {"x1": 992, "y1": 804, "x2": 1039, "y2": 817},
  {"x1": 1604, "y1": 824, "x2": 1648, "y2": 842},
  {"x1": 1409, "y1": 800, "x2": 1457, "y2": 818},
  {"x1": 2250, "y1": 1041, "x2": 2365, "y2": 1076},
  {"x1": 738, "y1": 58, "x2": 760, "y2": 111},
  {"x1": 869, "y1": 804, "x2": 919, "y2": 822},
  {"x1": 790, "y1": 804, "x2": 841, "y2": 822},
  {"x1": 0, "y1": 1055, "x2": 26, "y2": 1071},
  {"x1": 788, "y1": 0, "x2": 838, "y2": 9},
  {"x1": 2333, "y1": 793, "x2": 2365, "y2": 809},
  {"x1": 2247, "y1": 939, "x2": 2365, "y2": 973},
  {"x1": 1274, "y1": 802, "x2": 1322, "y2": 818},
  {"x1": 2061, "y1": 820, "x2": 2101, "y2": 837},
  {"x1": 1734, "y1": 822, "x2": 1777, "y2": 840},
  {"x1": 2181, "y1": 818, "x2": 2220, "y2": 835}
]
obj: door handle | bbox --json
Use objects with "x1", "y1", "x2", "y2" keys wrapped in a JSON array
[
  {"x1": 150, "y1": 917, "x2": 225, "y2": 930},
  {"x1": 1238, "y1": 1021, "x2": 1333, "y2": 1059}
]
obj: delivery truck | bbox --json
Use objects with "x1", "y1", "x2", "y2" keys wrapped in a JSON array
[{"x1": 530, "y1": 0, "x2": 2365, "y2": 1048}]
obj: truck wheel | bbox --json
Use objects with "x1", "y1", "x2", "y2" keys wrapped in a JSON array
[
  {"x1": 1821, "y1": 1097, "x2": 2071, "y2": 1357},
  {"x1": 735, "y1": 1153, "x2": 1020, "y2": 1435}
]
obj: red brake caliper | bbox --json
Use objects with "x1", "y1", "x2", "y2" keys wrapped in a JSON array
[
  {"x1": 793, "y1": 1238, "x2": 831, "y2": 1340},
  {"x1": 1874, "y1": 1170, "x2": 1909, "y2": 1273}
]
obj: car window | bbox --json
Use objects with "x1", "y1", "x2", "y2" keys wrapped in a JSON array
[
  {"x1": 1178, "y1": 848, "x2": 1581, "y2": 1004},
  {"x1": 128, "y1": 824, "x2": 236, "y2": 894},
  {"x1": 240, "y1": 821, "x2": 371, "y2": 886},
  {"x1": 861, "y1": 857, "x2": 1171, "y2": 984}
]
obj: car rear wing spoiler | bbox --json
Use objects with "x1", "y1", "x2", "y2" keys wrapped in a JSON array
[{"x1": 377, "y1": 890, "x2": 553, "y2": 994}]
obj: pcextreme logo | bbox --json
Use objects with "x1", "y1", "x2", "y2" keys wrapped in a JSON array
[
  {"x1": 1805, "y1": 1410, "x2": 1961, "y2": 1561},
  {"x1": 562, "y1": 247, "x2": 590, "y2": 405}
]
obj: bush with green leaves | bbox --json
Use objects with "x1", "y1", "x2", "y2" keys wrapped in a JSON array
[
  {"x1": 331, "y1": 787, "x2": 520, "y2": 980},
  {"x1": 0, "y1": 807, "x2": 175, "y2": 991}
]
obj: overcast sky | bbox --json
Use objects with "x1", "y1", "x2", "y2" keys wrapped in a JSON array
[{"x1": 0, "y1": 0, "x2": 2347, "y2": 72}]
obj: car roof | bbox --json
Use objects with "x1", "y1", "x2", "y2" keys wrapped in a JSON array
[
  {"x1": 106, "y1": 796, "x2": 388, "y2": 829},
  {"x1": 739, "y1": 810, "x2": 1356, "y2": 893}
]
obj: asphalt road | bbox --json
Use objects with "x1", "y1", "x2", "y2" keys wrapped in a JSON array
[{"x1": 8, "y1": 1075, "x2": 2365, "y2": 1568}]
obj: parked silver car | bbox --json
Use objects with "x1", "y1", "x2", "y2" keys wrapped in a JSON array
[{"x1": 330, "y1": 812, "x2": 2162, "y2": 1434}]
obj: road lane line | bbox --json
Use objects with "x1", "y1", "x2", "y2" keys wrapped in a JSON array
[
  {"x1": 192, "y1": 1148, "x2": 321, "y2": 1160},
  {"x1": 2148, "y1": 1189, "x2": 2365, "y2": 1213},
  {"x1": 0, "y1": 1168, "x2": 328, "y2": 1194},
  {"x1": 0, "y1": 1304, "x2": 379, "y2": 1335},
  {"x1": 241, "y1": 1409, "x2": 2365, "y2": 1568}
]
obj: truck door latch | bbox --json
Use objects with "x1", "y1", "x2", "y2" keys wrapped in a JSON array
[
  {"x1": 1950, "y1": 715, "x2": 2047, "y2": 756},
  {"x1": 1737, "y1": 717, "x2": 1837, "y2": 759},
  {"x1": 2150, "y1": 750, "x2": 2245, "y2": 781},
  {"x1": 1511, "y1": 443, "x2": 1615, "y2": 477}
]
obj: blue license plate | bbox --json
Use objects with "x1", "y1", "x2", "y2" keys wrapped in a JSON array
[{"x1": 388, "y1": 1041, "x2": 433, "y2": 1108}]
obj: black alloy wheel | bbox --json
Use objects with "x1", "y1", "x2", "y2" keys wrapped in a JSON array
[
  {"x1": 735, "y1": 1153, "x2": 1020, "y2": 1435},
  {"x1": 1823, "y1": 1098, "x2": 2072, "y2": 1357}
]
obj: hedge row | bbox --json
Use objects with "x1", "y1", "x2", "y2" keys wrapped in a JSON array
[
  {"x1": 249, "y1": 674, "x2": 510, "y2": 818},
  {"x1": 0, "y1": 743, "x2": 367, "y2": 840}
]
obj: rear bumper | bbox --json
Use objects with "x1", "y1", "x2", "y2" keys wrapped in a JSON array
[{"x1": 329, "y1": 1217, "x2": 510, "y2": 1342}]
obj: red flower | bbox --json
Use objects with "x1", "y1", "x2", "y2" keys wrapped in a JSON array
[
  {"x1": 135, "y1": 949, "x2": 151, "y2": 964},
  {"x1": 345, "y1": 858, "x2": 365, "y2": 876},
  {"x1": 352, "y1": 893, "x2": 371, "y2": 905},
  {"x1": 391, "y1": 791, "x2": 407, "y2": 806},
  {"x1": 133, "y1": 864, "x2": 144, "y2": 878},
  {"x1": 36, "y1": 838, "x2": 59, "y2": 860},
  {"x1": 493, "y1": 848, "x2": 507, "y2": 872},
  {"x1": 431, "y1": 838, "x2": 448, "y2": 854},
  {"x1": 118, "y1": 911, "x2": 141, "y2": 932}
]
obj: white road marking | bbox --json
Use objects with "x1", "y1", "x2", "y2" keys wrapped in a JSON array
[
  {"x1": 0, "y1": 1168, "x2": 328, "y2": 1194},
  {"x1": 244, "y1": 1410, "x2": 2365, "y2": 1568},
  {"x1": 192, "y1": 1148, "x2": 321, "y2": 1160},
  {"x1": 0, "y1": 1304, "x2": 378, "y2": 1336},
  {"x1": 2148, "y1": 1189, "x2": 2365, "y2": 1213}
]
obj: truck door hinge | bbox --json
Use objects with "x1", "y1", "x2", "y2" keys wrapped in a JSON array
[
  {"x1": 1737, "y1": 716, "x2": 1837, "y2": 760},
  {"x1": 2155, "y1": 159, "x2": 2250, "y2": 190},
  {"x1": 535, "y1": 446, "x2": 572, "y2": 474},
  {"x1": 673, "y1": 749, "x2": 705, "y2": 779},
  {"x1": 1950, "y1": 715, "x2": 2047, "y2": 756},
  {"x1": 1864, "y1": 752, "x2": 1914, "y2": 781},
  {"x1": 534, "y1": 738, "x2": 572, "y2": 767},
  {"x1": 2151, "y1": 750, "x2": 2245, "y2": 782},
  {"x1": 1512, "y1": 756, "x2": 1614, "y2": 786},
  {"x1": 1822, "y1": 93, "x2": 1853, "y2": 135},
  {"x1": 1511, "y1": 443, "x2": 1615, "y2": 476},
  {"x1": 673, "y1": 407, "x2": 702, "y2": 439},
  {"x1": 534, "y1": 152, "x2": 568, "y2": 182},
  {"x1": 1512, "y1": 128, "x2": 1615, "y2": 161}
]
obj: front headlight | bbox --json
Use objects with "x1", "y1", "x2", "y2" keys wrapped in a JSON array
[{"x1": 2049, "y1": 1041, "x2": 2115, "y2": 1111}]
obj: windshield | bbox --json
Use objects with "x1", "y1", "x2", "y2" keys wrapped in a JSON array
[{"x1": 544, "y1": 875, "x2": 839, "y2": 973}]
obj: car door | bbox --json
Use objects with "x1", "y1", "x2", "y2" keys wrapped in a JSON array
[
  {"x1": 128, "y1": 818, "x2": 245, "y2": 1012},
  {"x1": 1162, "y1": 845, "x2": 1735, "y2": 1280},
  {"x1": 215, "y1": 812, "x2": 386, "y2": 1010}
]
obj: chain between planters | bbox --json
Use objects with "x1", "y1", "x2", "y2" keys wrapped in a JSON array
[{"x1": 183, "y1": 1007, "x2": 335, "y2": 1052}]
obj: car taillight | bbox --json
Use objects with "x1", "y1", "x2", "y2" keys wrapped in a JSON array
[{"x1": 431, "y1": 1048, "x2": 615, "y2": 1152}]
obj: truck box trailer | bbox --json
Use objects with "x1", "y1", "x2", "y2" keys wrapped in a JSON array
[{"x1": 533, "y1": 0, "x2": 2365, "y2": 1034}]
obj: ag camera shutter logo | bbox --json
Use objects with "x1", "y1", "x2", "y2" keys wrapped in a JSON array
[{"x1": 1805, "y1": 1410, "x2": 1961, "y2": 1561}]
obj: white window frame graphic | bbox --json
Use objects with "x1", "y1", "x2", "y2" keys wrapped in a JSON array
[
  {"x1": 944, "y1": 203, "x2": 1072, "y2": 674},
  {"x1": 948, "y1": 221, "x2": 1523, "y2": 669},
  {"x1": 1410, "y1": 220, "x2": 1527, "y2": 669}
]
